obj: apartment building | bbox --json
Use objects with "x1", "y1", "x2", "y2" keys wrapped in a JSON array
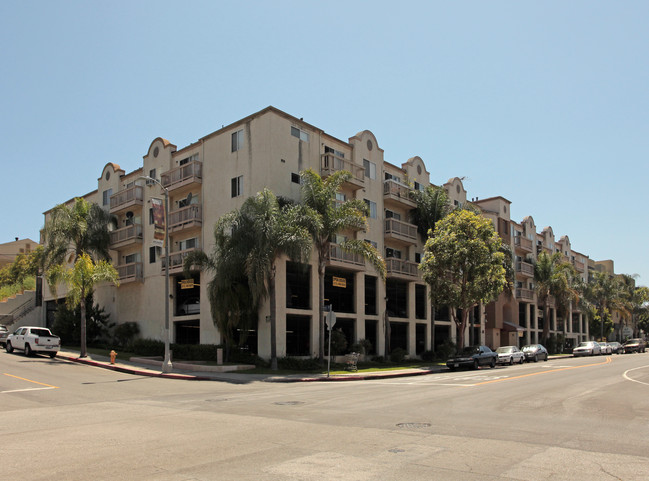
[
  {"x1": 0, "y1": 237, "x2": 37, "y2": 269},
  {"x1": 42, "y1": 106, "x2": 593, "y2": 358}
]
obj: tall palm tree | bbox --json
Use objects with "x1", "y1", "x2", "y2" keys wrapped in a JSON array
[
  {"x1": 588, "y1": 271, "x2": 626, "y2": 340},
  {"x1": 299, "y1": 169, "x2": 386, "y2": 363},
  {"x1": 43, "y1": 198, "x2": 114, "y2": 357},
  {"x1": 186, "y1": 189, "x2": 312, "y2": 370},
  {"x1": 409, "y1": 185, "x2": 450, "y2": 352},
  {"x1": 533, "y1": 251, "x2": 579, "y2": 343}
]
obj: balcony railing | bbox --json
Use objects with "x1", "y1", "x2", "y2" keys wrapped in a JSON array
[
  {"x1": 117, "y1": 262, "x2": 143, "y2": 283},
  {"x1": 573, "y1": 259, "x2": 585, "y2": 272},
  {"x1": 383, "y1": 180, "x2": 415, "y2": 207},
  {"x1": 169, "y1": 205, "x2": 202, "y2": 232},
  {"x1": 327, "y1": 243, "x2": 364, "y2": 267},
  {"x1": 161, "y1": 248, "x2": 197, "y2": 273},
  {"x1": 110, "y1": 224, "x2": 143, "y2": 248},
  {"x1": 386, "y1": 258, "x2": 419, "y2": 278},
  {"x1": 161, "y1": 160, "x2": 203, "y2": 191},
  {"x1": 516, "y1": 261, "x2": 534, "y2": 277},
  {"x1": 515, "y1": 288, "x2": 534, "y2": 300},
  {"x1": 384, "y1": 218, "x2": 418, "y2": 244},
  {"x1": 514, "y1": 236, "x2": 533, "y2": 253},
  {"x1": 109, "y1": 185, "x2": 143, "y2": 212},
  {"x1": 320, "y1": 153, "x2": 364, "y2": 188}
]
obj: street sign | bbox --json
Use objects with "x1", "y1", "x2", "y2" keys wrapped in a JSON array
[
  {"x1": 332, "y1": 276, "x2": 346, "y2": 288},
  {"x1": 326, "y1": 310, "x2": 336, "y2": 330},
  {"x1": 180, "y1": 279, "x2": 195, "y2": 289}
]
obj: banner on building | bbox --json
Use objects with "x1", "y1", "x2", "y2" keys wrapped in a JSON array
[{"x1": 151, "y1": 197, "x2": 165, "y2": 247}]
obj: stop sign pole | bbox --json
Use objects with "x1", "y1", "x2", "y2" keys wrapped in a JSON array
[{"x1": 325, "y1": 305, "x2": 336, "y2": 378}]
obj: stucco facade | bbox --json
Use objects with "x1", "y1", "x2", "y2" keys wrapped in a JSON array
[{"x1": 41, "y1": 106, "x2": 595, "y2": 358}]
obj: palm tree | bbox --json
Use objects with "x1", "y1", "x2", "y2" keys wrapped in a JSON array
[
  {"x1": 43, "y1": 198, "x2": 114, "y2": 357},
  {"x1": 50, "y1": 253, "x2": 119, "y2": 355},
  {"x1": 299, "y1": 169, "x2": 386, "y2": 363},
  {"x1": 409, "y1": 185, "x2": 450, "y2": 353},
  {"x1": 588, "y1": 271, "x2": 626, "y2": 340},
  {"x1": 186, "y1": 189, "x2": 312, "y2": 370},
  {"x1": 533, "y1": 251, "x2": 579, "y2": 343}
]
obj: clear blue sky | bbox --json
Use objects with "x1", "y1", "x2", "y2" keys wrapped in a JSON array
[{"x1": 2, "y1": 1, "x2": 647, "y2": 285}]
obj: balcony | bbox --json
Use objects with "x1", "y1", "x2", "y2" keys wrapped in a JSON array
[
  {"x1": 161, "y1": 160, "x2": 203, "y2": 192},
  {"x1": 169, "y1": 205, "x2": 202, "y2": 233},
  {"x1": 516, "y1": 261, "x2": 534, "y2": 278},
  {"x1": 573, "y1": 259, "x2": 585, "y2": 272},
  {"x1": 386, "y1": 258, "x2": 419, "y2": 280},
  {"x1": 384, "y1": 218, "x2": 418, "y2": 246},
  {"x1": 117, "y1": 262, "x2": 143, "y2": 284},
  {"x1": 383, "y1": 180, "x2": 415, "y2": 209},
  {"x1": 320, "y1": 153, "x2": 364, "y2": 190},
  {"x1": 514, "y1": 236, "x2": 533, "y2": 253},
  {"x1": 110, "y1": 224, "x2": 143, "y2": 249},
  {"x1": 110, "y1": 185, "x2": 144, "y2": 214},
  {"x1": 161, "y1": 248, "x2": 197, "y2": 274},
  {"x1": 515, "y1": 288, "x2": 534, "y2": 301},
  {"x1": 326, "y1": 243, "x2": 365, "y2": 271}
]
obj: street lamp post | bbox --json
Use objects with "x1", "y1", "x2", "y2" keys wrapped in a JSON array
[{"x1": 140, "y1": 176, "x2": 173, "y2": 373}]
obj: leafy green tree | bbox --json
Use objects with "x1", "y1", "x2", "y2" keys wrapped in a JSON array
[
  {"x1": 420, "y1": 209, "x2": 507, "y2": 351},
  {"x1": 49, "y1": 253, "x2": 119, "y2": 356},
  {"x1": 186, "y1": 189, "x2": 312, "y2": 370},
  {"x1": 586, "y1": 271, "x2": 626, "y2": 340},
  {"x1": 53, "y1": 292, "x2": 114, "y2": 345},
  {"x1": 299, "y1": 168, "x2": 386, "y2": 363},
  {"x1": 534, "y1": 252, "x2": 580, "y2": 343}
]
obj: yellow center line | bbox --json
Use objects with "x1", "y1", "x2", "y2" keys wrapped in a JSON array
[
  {"x1": 473, "y1": 356, "x2": 612, "y2": 386},
  {"x1": 3, "y1": 373, "x2": 60, "y2": 389}
]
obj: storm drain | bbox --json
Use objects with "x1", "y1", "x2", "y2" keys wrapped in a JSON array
[
  {"x1": 396, "y1": 422, "x2": 431, "y2": 429},
  {"x1": 274, "y1": 401, "x2": 304, "y2": 406}
]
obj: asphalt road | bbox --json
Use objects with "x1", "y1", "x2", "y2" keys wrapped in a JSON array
[{"x1": 2, "y1": 350, "x2": 649, "y2": 481}]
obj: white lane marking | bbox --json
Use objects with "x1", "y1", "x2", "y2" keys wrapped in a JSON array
[
  {"x1": 623, "y1": 365, "x2": 649, "y2": 386},
  {"x1": 1, "y1": 387, "x2": 58, "y2": 394}
]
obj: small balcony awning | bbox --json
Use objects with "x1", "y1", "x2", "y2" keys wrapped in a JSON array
[{"x1": 502, "y1": 321, "x2": 525, "y2": 332}]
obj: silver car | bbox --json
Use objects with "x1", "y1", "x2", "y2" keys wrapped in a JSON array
[
  {"x1": 496, "y1": 346, "x2": 525, "y2": 365},
  {"x1": 573, "y1": 341, "x2": 601, "y2": 357},
  {"x1": 598, "y1": 342, "x2": 612, "y2": 355}
]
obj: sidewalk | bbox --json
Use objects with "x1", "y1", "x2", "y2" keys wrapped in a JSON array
[{"x1": 56, "y1": 349, "x2": 447, "y2": 383}]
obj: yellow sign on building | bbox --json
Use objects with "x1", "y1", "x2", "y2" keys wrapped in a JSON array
[{"x1": 332, "y1": 276, "x2": 346, "y2": 288}]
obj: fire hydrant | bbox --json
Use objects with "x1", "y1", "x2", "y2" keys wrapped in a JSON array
[{"x1": 110, "y1": 350, "x2": 117, "y2": 364}]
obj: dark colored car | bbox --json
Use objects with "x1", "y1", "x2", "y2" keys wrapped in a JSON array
[
  {"x1": 621, "y1": 339, "x2": 646, "y2": 354},
  {"x1": 446, "y1": 345, "x2": 497, "y2": 371},
  {"x1": 0, "y1": 325, "x2": 8, "y2": 347},
  {"x1": 521, "y1": 344, "x2": 549, "y2": 362}
]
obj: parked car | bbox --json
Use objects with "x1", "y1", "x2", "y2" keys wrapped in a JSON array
[
  {"x1": 521, "y1": 344, "x2": 549, "y2": 362},
  {"x1": 177, "y1": 297, "x2": 200, "y2": 316},
  {"x1": 5, "y1": 326, "x2": 60, "y2": 358},
  {"x1": 573, "y1": 341, "x2": 601, "y2": 357},
  {"x1": 446, "y1": 345, "x2": 497, "y2": 370},
  {"x1": 607, "y1": 341, "x2": 622, "y2": 354},
  {"x1": 0, "y1": 325, "x2": 9, "y2": 348},
  {"x1": 598, "y1": 342, "x2": 612, "y2": 355},
  {"x1": 496, "y1": 346, "x2": 525, "y2": 365},
  {"x1": 621, "y1": 338, "x2": 646, "y2": 354}
]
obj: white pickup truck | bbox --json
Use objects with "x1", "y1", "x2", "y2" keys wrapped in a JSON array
[{"x1": 5, "y1": 326, "x2": 60, "y2": 358}]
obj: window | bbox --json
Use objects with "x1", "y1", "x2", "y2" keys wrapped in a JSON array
[
  {"x1": 149, "y1": 208, "x2": 154, "y2": 225},
  {"x1": 385, "y1": 172, "x2": 401, "y2": 183},
  {"x1": 364, "y1": 239, "x2": 377, "y2": 249},
  {"x1": 147, "y1": 169, "x2": 156, "y2": 184},
  {"x1": 385, "y1": 210, "x2": 401, "y2": 221},
  {"x1": 363, "y1": 159, "x2": 376, "y2": 180},
  {"x1": 364, "y1": 199, "x2": 377, "y2": 219},
  {"x1": 324, "y1": 146, "x2": 345, "y2": 158},
  {"x1": 179, "y1": 153, "x2": 198, "y2": 166},
  {"x1": 415, "y1": 252, "x2": 422, "y2": 263},
  {"x1": 231, "y1": 176, "x2": 243, "y2": 197},
  {"x1": 178, "y1": 237, "x2": 198, "y2": 251},
  {"x1": 415, "y1": 285, "x2": 427, "y2": 320},
  {"x1": 365, "y1": 276, "x2": 377, "y2": 316},
  {"x1": 386, "y1": 247, "x2": 402, "y2": 259},
  {"x1": 231, "y1": 129, "x2": 244, "y2": 152},
  {"x1": 102, "y1": 188, "x2": 113, "y2": 206},
  {"x1": 291, "y1": 126, "x2": 309, "y2": 142},
  {"x1": 291, "y1": 173, "x2": 301, "y2": 184},
  {"x1": 149, "y1": 246, "x2": 157, "y2": 264},
  {"x1": 414, "y1": 181, "x2": 424, "y2": 192},
  {"x1": 124, "y1": 252, "x2": 141, "y2": 264}
]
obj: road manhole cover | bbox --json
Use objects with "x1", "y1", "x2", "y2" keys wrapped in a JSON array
[
  {"x1": 274, "y1": 401, "x2": 304, "y2": 406},
  {"x1": 396, "y1": 423, "x2": 431, "y2": 429}
]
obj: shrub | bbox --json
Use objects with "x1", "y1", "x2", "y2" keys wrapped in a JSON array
[
  {"x1": 127, "y1": 338, "x2": 164, "y2": 357},
  {"x1": 371, "y1": 355, "x2": 385, "y2": 363},
  {"x1": 53, "y1": 296, "x2": 113, "y2": 345},
  {"x1": 326, "y1": 328, "x2": 348, "y2": 355},
  {"x1": 277, "y1": 357, "x2": 321, "y2": 371},
  {"x1": 420, "y1": 350, "x2": 435, "y2": 362},
  {"x1": 435, "y1": 339, "x2": 457, "y2": 360},
  {"x1": 113, "y1": 322, "x2": 140, "y2": 348},
  {"x1": 389, "y1": 347, "x2": 408, "y2": 363},
  {"x1": 350, "y1": 338, "x2": 373, "y2": 355}
]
